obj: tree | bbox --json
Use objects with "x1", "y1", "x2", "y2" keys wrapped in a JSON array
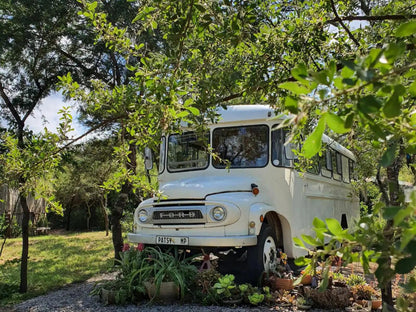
[
  {"x1": 0, "y1": 0, "x2": 141, "y2": 292},
  {"x1": 65, "y1": 0, "x2": 416, "y2": 309}
]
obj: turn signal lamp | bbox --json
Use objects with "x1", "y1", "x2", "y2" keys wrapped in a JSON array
[{"x1": 251, "y1": 183, "x2": 259, "y2": 196}]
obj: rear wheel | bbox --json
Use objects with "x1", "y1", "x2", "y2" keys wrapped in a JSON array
[{"x1": 246, "y1": 223, "x2": 279, "y2": 284}]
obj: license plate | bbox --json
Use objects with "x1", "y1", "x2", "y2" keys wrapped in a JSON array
[{"x1": 156, "y1": 236, "x2": 189, "y2": 245}]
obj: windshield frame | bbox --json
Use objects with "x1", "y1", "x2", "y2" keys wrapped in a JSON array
[{"x1": 166, "y1": 131, "x2": 210, "y2": 173}]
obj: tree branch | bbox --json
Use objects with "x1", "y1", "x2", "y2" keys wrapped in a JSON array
[
  {"x1": 57, "y1": 47, "x2": 110, "y2": 82},
  {"x1": 327, "y1": 14, "x2": 416, "y2": 24},
  {"x1": 330, "y1": 0, "x2": 360, "y2": 48},
  {"x1": 0, "y1": 81, "x2": 23, "y2": 127}
]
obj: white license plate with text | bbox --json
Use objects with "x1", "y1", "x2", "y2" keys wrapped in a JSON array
[{"x1": 156, "y1": 236, "x2": 189, "y2": 245}]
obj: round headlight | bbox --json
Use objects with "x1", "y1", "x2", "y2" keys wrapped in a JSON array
[
  {"x1": 138, "y1": 209, "x2": 148, "y2": 223},
  {"x1": 212, "y1": 206, "x2": 225, "y2": 221}
]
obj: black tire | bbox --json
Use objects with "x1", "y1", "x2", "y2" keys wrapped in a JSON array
[{"x1": 246, "y1": 223, "x2": 279, "y2": 284}]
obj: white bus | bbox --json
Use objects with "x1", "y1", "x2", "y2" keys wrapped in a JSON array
[{"x1": 128, "y1": 105, "x2": 359, "y2": 280}]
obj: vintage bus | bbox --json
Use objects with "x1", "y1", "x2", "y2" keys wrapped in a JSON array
[{"x1": 128, "y1": 105, "x2": 359, "y2": 281}]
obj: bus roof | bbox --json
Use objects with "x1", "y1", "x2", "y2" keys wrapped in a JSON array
[{"x1": 215, "y1": 105, "x2": 279, "y2": 123}]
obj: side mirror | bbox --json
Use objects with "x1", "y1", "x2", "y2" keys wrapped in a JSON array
[{"x1": 144, "y1": 147, "x2": 153, "y2": 170}]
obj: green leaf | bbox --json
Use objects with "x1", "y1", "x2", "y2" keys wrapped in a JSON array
[
  {"x1": 294, "y1": 257, "x2": 311, "y2": 266},
  {"x1": 301, "y1": 234, "x2": 320, "y2": 247},
  {"x1": 396, "y1": 21, "x2": 416, "y2": 37},
  {"x1": 383, "y1": 43, "x2": 406, "y2": 64},
  {"x1": 382, "y1": 206, "x2": 401, "y2": 220},
  {"x1": 326, "y1": 218, "x2": 343, "y2": 236},
  {"x1": 302, "y1": 117, "x2": 326, "y2": 158},
  {"x1": 344, "y1": 112, "x2": 354, "y2": 129},
  {"x1": 383, "y1": 94, "x2": 400, "y2": 118},
  {"x1": 358, "y1": 95, "x2": 381, "y2": 114},
  {"x1": 395, "y1": 256, "x2": 416, "y2": 274},
  {"x1": 325, "y1": 112, "x2": 350, "y2": 133},
  {"x1": 380, "y1": 143, "x2": 397, "y2": 167},
  {"x1": 400, "y1": 229, "x2": 416, "y2": 252},
  {"x1": 278, "y1": 82, "x2": 311, "y2": 95},
  {"x1": 291, "y1": 63, "x2": 309, "y2": 84},
  {"x1": 313, "y1": 217, "x2": 327, "y2": 229},
  {"x1": 327, "y1": 61, "x2": 337, "y2": 82},
  {"x1": 284, "y1": 96, "x2": 298, "y2": 114},
  {"x1": 187, "y1": 106, "x2": 200, "y2": 116},
  {"x1": 394, "y1": 205, "x2": 414, "y2": 226},
  {"x1": 311, "y1": 71, "x2": 330, "y2": 86},
  {"x1": 293, "y1": 237, "x2": 306, "y2": 249},
  {"x1": 177, "y1": 111, "x2": 189, "y2": 118},
  {"x1": 409, "y1": 81, "x2": 416, "y2": 97}
]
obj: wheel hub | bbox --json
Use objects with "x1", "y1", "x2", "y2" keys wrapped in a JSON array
[{"x1": 263, "y1": 235, "x2": 277, "y2": 272}]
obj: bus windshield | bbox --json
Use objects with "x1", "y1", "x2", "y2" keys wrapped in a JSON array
[
  {"x1": 213, "y1": 125, "x2": 268, "y2": 168},
  {"x1": 167, "y1": 132, "x2": 209, "y2": 172}
]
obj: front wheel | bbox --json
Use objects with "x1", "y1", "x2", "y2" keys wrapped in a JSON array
[{"x1": 246, "y1": 223, "x2": 279, "y2": 284}]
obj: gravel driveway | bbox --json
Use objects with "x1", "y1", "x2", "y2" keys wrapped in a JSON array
[
  {"x1": 7, "y1": 274, "x2": 342, "y2": 312},
  {"x1": 8, "y1": 274, "x2": 271, "y2": 312}
]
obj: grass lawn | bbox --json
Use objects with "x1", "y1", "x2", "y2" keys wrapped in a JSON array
[{"x1": 0, "y1": 231, "x2": 114, "y2": 306}]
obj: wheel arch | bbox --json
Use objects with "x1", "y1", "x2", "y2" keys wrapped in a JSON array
[{"x1": 263, "y1": 211, "x2": 293, "y2": 258}]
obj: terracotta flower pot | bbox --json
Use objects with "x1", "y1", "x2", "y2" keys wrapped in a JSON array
[
  {"x1": 301, "y1": 274, "x2": 312, "y2": 285},
  {"x1": 271, "y1": 277, "x2": 294, "y2": 291},
  {"x1": 372, "y1": 299, "x2": 382, "y2": 309}
]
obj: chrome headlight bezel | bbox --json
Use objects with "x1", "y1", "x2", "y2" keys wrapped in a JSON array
[
  {"x1": 138, "y1": 209, "x2": 149, "y2": 223},
  {"x1": 211, "y1": 206, "x2": 226, "y2": 221}
]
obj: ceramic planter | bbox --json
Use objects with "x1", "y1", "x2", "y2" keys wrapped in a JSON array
[
  {"x1": 144, "y1": 281, "x2": 179, "y2": 302},
  {"x1": 100, "y1": 288, "x2": 116, "y2": 305}
]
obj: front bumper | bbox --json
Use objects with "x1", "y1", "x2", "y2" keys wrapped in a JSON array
[{"x1": 127, "y1": 232, "x2": 257, "y2": 247}]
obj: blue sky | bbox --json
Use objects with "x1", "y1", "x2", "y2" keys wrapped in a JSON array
[{"x1": 26, "y1": 91, "x2": 85, "y2": 138}]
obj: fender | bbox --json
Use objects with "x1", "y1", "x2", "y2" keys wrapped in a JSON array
[
  {"x1": 249, "y1": 203, "x2": 294, "y2": 258},
  {"x1": 249, "y1": 203, "x2": 276, "y2": 236}
]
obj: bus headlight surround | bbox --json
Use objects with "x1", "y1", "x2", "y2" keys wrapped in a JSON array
[
  {"x1": 138, "y1": 209, "x2": 149, "y2": 223},
  {"x1": 212, "y1": 206, "x2": 226, "y2": 221}
]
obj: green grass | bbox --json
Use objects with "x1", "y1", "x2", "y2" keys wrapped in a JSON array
[{"x1": 0, "y1": 231, "x2": 114, "y2": 306}]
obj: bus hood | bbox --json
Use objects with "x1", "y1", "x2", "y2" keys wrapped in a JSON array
[{"x1": 159, "y1": 176, "x2": 255, "y2": 199}]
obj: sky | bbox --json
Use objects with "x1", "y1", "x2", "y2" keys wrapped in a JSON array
[{"x1": 25, "y1": 92, "x2": 85, "y2": 138}]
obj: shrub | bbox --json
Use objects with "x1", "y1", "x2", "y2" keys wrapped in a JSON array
[{"x1": 346, "y1": 274, "x2": 366, "y2": 286}]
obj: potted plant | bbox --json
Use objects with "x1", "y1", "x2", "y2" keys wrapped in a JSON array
[
  {"x1": 267, "y1": 251, "x2": 295, "y2": 291},
  {"x1": 130, "y1": 246, "x2": 197, "y2": 302}
]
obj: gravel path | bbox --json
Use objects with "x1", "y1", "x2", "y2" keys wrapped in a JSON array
[
  {"x1": 8, "y1": 274, "x2": 271, "y2": 312},
  {"x1": 7, "y1": 274, "x2": 343, "y2": 312}
]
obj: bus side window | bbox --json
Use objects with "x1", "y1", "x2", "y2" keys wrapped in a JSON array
[
  {"x1": 332, "y1": 149, "x2": 342, "y2": 181},
  {"x1": 320, "y1": 149, "x2": 332, "y2": 178},
  {"x1": 271, "y1": 128, "x2": 291, "y2": 167},
  {"x1": 342, "y1": 155, "x2": 350, "y2": 183}
]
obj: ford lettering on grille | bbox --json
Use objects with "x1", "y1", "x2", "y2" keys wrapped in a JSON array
[{"x1": 153, "y1": 210, "x2": 202, "y2": 220}]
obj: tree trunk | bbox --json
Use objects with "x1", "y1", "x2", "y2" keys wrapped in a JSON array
[
  {"x1": 19, "y1": 192, "x2": 30, "y2": 293},
  {"x1": 111, "y1": 193, "x2": 128, "y2": 262},
  {"x1": 379, "y1": 142, "x2": 405, "y2": 309},
  {"x1": 86, "y1": 202, "x2": 91, "y2": 231},
  {"x1": 100, "y1": 195, "x2": 109, "y2": 236}
]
